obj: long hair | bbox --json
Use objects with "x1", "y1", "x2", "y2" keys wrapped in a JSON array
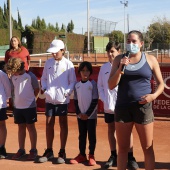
[{"x1": 9, "y1": 36, "x2": 22, "y2": 52}]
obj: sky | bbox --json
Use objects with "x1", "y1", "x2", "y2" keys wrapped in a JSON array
[{"x1": 0, "y1": 0, "x2": 170, "y2": 34}]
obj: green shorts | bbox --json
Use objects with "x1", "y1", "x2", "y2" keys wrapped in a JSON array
[{"x1": 115, "y1": 102, "x2": 154, "y2": 124}]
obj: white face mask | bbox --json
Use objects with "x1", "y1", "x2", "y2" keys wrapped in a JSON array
[{"x1": 126, "y1": 43, "x2": 140, "y2": 54}]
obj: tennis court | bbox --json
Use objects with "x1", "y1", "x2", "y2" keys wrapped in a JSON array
[{"x1": 0, "y1": 113, "x2": 169, "y2": 170}]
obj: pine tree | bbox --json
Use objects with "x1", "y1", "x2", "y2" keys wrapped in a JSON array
[
  {"x1": 60, "y1": 23, "x2": 66, "y2": 32},
  {"x1": 41, "y1": 18, "x2": 46, "y2": 30},
  {"x1": 70, "y1": 20, "x2": 74, "y2": 32},
  {"x1": 17, "y1": 9, "x2": 23, "y2": 30},
  {"x1": 47, "y1": 23, "x2": 55, "y2": 31},
  {"x1": 3, "y1": 3, "x2": 8, "y2": 28},
  {"x1": 67, "y1": 23, "x2": 71, "y2": 33},
  {"x1": 36, "y1": 16, "x2": 41, "y2": 29},
  {"x1": 12, "y1": 17, "x2": 18, "y2": 29},
  {"x1": 55, "y1": 22, "x2": 59, "y2": 32},
  {"x1": 31, "y1": 19, "x2": 36, "y2": 28},
  {"x1": 67, "y1": 20, "x2": 74, "y2": 33},
  {"x1": 0, "y1": 7, "x2": 3, "y2": 28}
]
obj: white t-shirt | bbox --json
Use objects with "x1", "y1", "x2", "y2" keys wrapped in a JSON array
[
  {"x1": 74, "y1": 80, "x2": 98, "y2": 119},
  {"x1": 97, "y1": 62, "x2": 118, "y2": 114},
  {"x1": 0, "y1": 70, "x2": 11, "y2": 109},
  {"x1": 11, "y1": 71, "x2": 39, "y2": 109}
]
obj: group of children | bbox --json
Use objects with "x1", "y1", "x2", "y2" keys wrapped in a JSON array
[{"x1": 0, "y1": 39, "x2": 138, "y2": 169}]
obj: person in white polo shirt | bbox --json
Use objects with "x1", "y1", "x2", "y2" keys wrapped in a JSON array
[
  {"x1": 39, "y1": 39, "x2": 76, "y2": 164},
  {"x1": 0, "y1": 66, "x2": 11, "y2": 158},
  {"x1": 5, "y1": 57, "x2": 39, "y2": 160},
  {"x1": 98, "y1": 41, "x2": 139, "y2": 169}
]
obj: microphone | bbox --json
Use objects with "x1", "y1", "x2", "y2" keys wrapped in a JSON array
[{"x1": 121, "y1": 51, "x2": 130, "y2": 75}]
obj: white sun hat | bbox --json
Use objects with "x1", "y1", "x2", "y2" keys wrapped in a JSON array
[{"x1": 47, "y1": 39, "x2": 65, "y2": 53}]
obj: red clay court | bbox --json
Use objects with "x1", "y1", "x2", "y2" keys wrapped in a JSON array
[
  {"x1": 0, "y1": 54, "x2": 170, "y2": 169},
  {"x1": 0, "y1": 112, "x2": 170, "y2": 170}
]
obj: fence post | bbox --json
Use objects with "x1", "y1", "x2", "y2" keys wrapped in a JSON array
[
  {"x1": 94, "y1": 50, "x2": 97, "y2": 65},
  {"x1": 39, "y1": 59, "x2": 42, "y2": 67}
]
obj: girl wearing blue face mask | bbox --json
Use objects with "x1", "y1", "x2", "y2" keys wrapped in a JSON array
[{"x1": 108, "y1": 30, "x2": 164, "y2": 170}]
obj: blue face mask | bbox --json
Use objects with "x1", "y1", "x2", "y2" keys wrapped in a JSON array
[{"x1": 126, "y1": 43, "x2": 140, "y2": 54}]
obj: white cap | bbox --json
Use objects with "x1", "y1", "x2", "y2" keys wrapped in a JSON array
[{"x1": 47, "y1": 39, "x2": 65, "y2": 53}]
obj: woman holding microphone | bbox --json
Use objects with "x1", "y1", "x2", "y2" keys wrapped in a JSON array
[{"x1": 108, "y1": 30, "x2": 164, "y2": 170}]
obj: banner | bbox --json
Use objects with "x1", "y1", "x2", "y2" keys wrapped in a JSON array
[
  {"x1": 30, "y1": 66, "x2": 169, "y2": 116},
  {"x1": 152, "y1": 66, "x2": 170, "y2": 116}
]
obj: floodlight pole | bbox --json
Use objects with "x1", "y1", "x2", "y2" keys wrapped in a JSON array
[
  {"x1": 120, "y1": 0, "x2": 128, "y2": 52},
  {"x1": 87, "y1": 0, "x2": 90, "y2": 57},
  {"x1": 9, "y1": 0, "x2": 12, "y2": 40}
]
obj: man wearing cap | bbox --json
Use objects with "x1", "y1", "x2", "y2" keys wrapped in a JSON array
[{"x1": 39, "y1": 39, "x2": 77, "y2": 164}]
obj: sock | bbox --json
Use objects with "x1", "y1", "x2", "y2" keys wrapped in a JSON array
[
  {"x1": 89, "y1": 151, "x2": 94, "y2": 155},
  {"x1": 47, "y1": 148, "x2": 53, "y2": 151},
  {"x1": 0, "y1": 145, "x2": 4, "y2": 148},
  {"x1": 111, "y1": 150, "x2": 117, "y2": 157},
  {"x1": 128, "y1": 152, "x2": 133, "y2": 159},
  {"x1": 59, "y1": 149, "x2": 65, "y2": 153},
  {"x1": 80, "y1": 152, "x2": 86, "y2": 156}
]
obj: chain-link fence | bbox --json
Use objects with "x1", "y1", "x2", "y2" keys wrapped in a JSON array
[{"x1": 1, "y1": 42, "x2": 170, "y2": 66}]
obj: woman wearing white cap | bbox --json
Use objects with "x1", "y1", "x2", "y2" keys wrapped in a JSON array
[{"x1": 39, "y1": 39, "x2": 77, "y2": 164}]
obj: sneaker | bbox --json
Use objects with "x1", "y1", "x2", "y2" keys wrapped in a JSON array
[
  {"x1": 12, "y1": 149, "x2": 26, "y2": 160},
  {"x1": 70, "y1": 154, "x2": 87, "y2": 164},
  {"x1": 38, "y1": 149, "x2": 54, "y2": 163},
  {"x1": 127, "y1": 156, "x2": 139, "y2": 170},
  {"x1": 27, "y1": 149, "x2": 38, "y2": 160},
  {"x1": 88, "y1": 154, "x2": 96, "y2": 166},
  {"x1": 56, "y1": 151, "x2": 66, "y2": 164},
  {"x1": 0, "y1": 146, "x2": 7, "y2": 159},
  {"x1": 104, "y1": 155, "x2": 117, "y2": 168}
]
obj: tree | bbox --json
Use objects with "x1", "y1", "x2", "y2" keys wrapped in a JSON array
[
  {"x1": 107, "y1": 30, "x2": 124, "y2": 43},
  {"x1": 3, "y1": 3, "x2": 8, "y2": 28},
  {"x1": 67, "y1": 23, "x2": 71, "y2": 33},
  {"x1": 55, "y1": 22, "x2": 59, "y2": 32},
  {"x1": 67, "y1": 20, "x2": 74, "y2": 33},
  {"x1": 60, "y1": 23, "x2": 66, "y2": 32},
  {"x1": 0, "y1": 0, "x2": 21, "y2": 30},
  {"x1": 5, "y1": 0, "x2": 9, "y2": 25},
  {"x1": 36, "y1": 16, "x2": 41, "y2": 29},
  {"x1": 47, "y1": 23, "x2": 55, "y2": 31},
  {"x1": 147, "y1": 17, "x2": 170, "y2": 49},
  {"x1": 0, "y1": 7, "x2": 3, "y2": 28},
  {"x1": 12, "y1": 18, "x2": 18, "y2": 29},
  {"x1": 31, "y1": 19, "x2": 36, "y2": 28},
  {"x1": 70, "y1": 20, "x2": 74, "y2": 32},
  {"x1": 17, "y1": 9, "x2": 23, "y2": 30},
  {"x1": 31, "y1": 16, "x2": 47, "y2": 30},
  {"x1": 41, "y1": 18, "x2": 46, "y2": 30}
]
